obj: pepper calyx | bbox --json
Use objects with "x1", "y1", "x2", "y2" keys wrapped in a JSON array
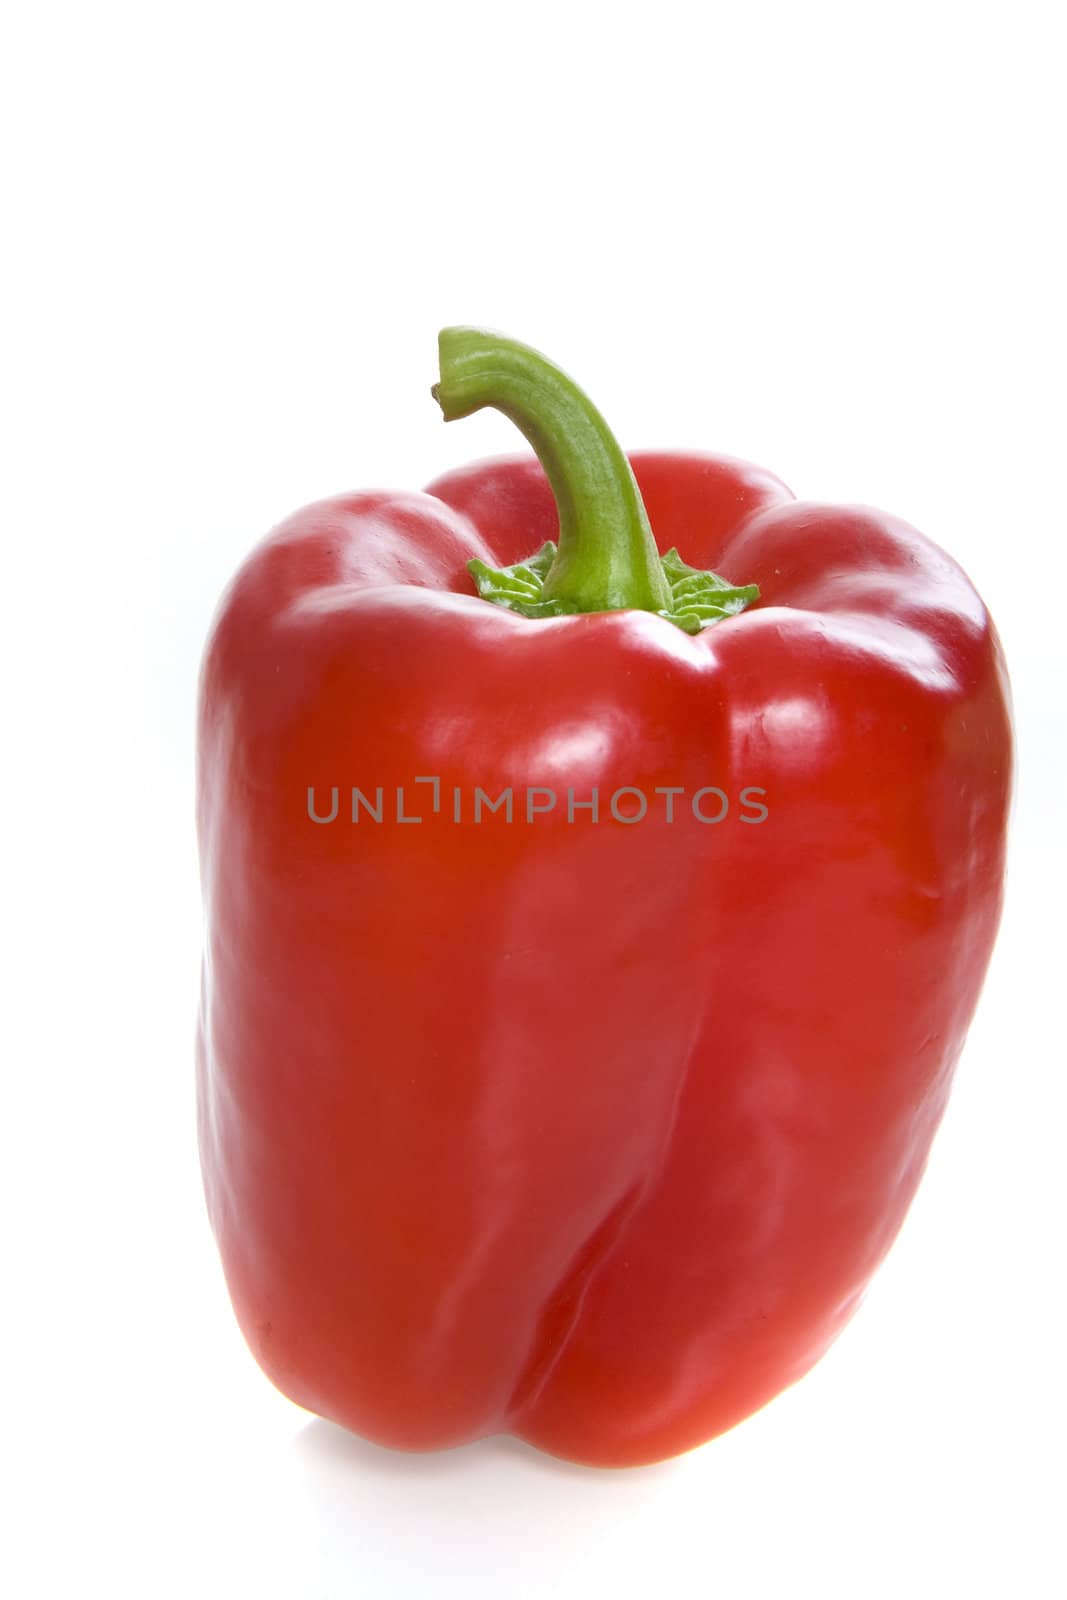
[{"x1": 467, "y1": 542, "x2": 759, "y2": 635}]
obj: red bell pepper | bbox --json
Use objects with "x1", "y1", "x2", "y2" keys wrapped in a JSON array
[{"x1": 196, "y1": 328, "x2": 1012, "y2": 1467}]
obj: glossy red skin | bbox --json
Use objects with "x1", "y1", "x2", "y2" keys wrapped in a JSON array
[{"x1": 197, "y1": 451, "x2": 1011, "y2": 1468}]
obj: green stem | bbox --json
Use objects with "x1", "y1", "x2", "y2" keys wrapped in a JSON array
[{"x1": 433, "y1": 327, "x2": 672, "y2": 615}]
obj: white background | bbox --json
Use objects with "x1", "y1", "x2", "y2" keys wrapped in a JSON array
[{"x1": 3, "y1": 3, "x2": 1064, "y2": 1595}]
